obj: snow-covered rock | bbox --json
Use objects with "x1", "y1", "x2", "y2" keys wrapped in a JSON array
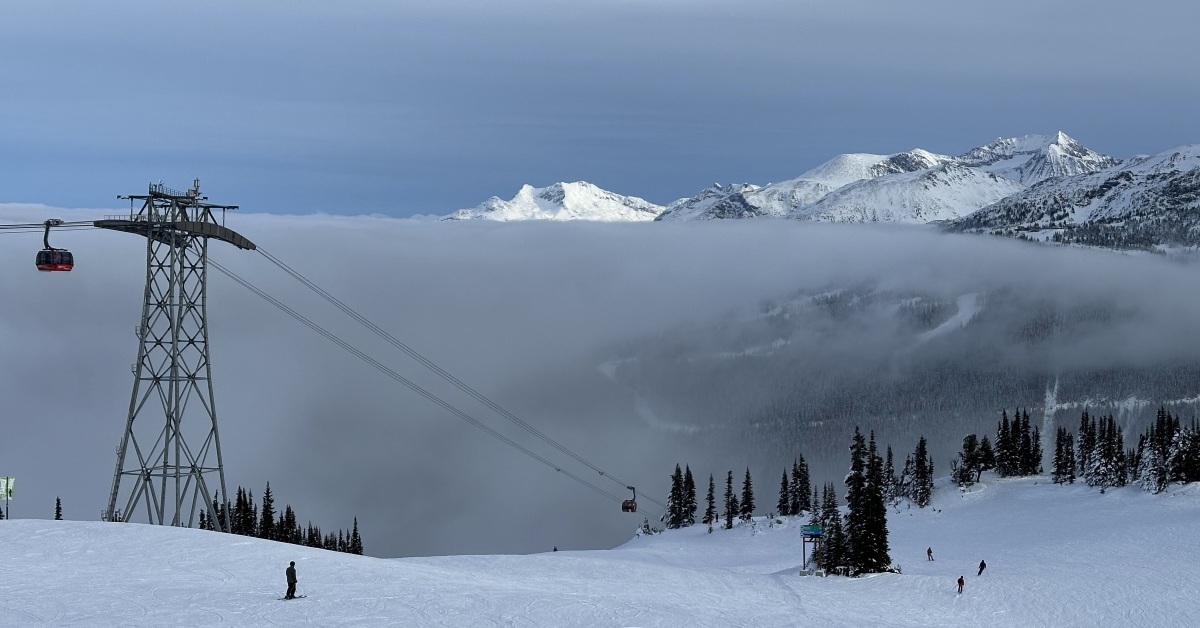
[
  {"x1": 949, "y1": 144, "x2": 1200, "y2": 247},
  {"x1": 444, "y1": 182, "x2": 663, "y2": 222},
  {"x1": 656, "y1": 149, "x2": 953, "y2": 221},
  {"x1": 796, "y1": 163, "x2": 1026, "y2": 223},
  {"x1": 957, "y1": 131, "x2": 1121, "y2": 185}
]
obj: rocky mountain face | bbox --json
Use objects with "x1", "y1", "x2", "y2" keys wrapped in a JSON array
[
  {"x1": 443, "y1": 134, "x2": 1200, "y2": 251},
  {"x1": 957, "y1": 131, "x2": 1122, "y2": 185},
  {"x1": 947, "y1": 145, "x2": 1200, "y2": 249},
  {"x1": 655, "y1": 133, "x2": 1119, "y2": 224}
]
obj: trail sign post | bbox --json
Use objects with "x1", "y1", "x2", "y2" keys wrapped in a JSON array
[{"x1": 0, "y1": 477, "x2": 13, "y2": 519}]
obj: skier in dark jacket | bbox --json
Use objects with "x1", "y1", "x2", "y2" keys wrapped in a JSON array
[
  {"x1": 285, "y1": 561, "x2": 298, "y2": 599},
  {"x1": 977, "y1": 559, "x2": 986, "y2": 576},
  {"x1": 957, "y1": 576, "x2": 964, "y2": 594},
  {"x1": 926, "y1": 547, "x2": 934, "y2": 561}
]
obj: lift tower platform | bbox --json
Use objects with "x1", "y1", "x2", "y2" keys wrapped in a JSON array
[{"x1": 96, "y1": 180, "x2": 255, "y2": 529}]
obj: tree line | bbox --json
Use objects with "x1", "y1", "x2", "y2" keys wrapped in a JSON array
[
  {"x1": 661, "y1": 426, "x2": 911, "y2": 577},
  {"x1": 1052, "y1": 406, "x2": 1200, "y2": 494},
  {"x1": 198, "y1": 483, "x2": 364, "y2": 555}
]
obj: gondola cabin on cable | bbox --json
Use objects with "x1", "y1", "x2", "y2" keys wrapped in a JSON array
[
  {"x1": 621, "y1": 486, "x2": 638, "y2": 513},
  {"x1": 36, "y1": 219, "x2": 73, "y2": 272}
]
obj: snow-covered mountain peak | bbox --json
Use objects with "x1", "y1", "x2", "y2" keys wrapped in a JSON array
[
  {"x1": 444, "y1": 181, "x2": 663, "y2": 222},
  {"x1": 795, "y1": 153, "x2": 891, "y2": 189},
  {"x1": 796, "y1": 162, "x2": 1025, "y2": 223},
  {"x1": 948, "y1": 142, "x2": 1200, "y2": 247},
  {"x1": 958, "y1": 132, "x2": 1120, "y2": 185},
  {"x1": 655, "y1": 182, "x2": 763, "y2": 221}
]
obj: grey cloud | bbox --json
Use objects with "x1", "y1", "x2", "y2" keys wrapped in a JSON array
[{"x1": 5, "y1": 208, "x2": 1200, "y2": 555}]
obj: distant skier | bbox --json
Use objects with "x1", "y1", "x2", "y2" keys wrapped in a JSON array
[
  {"x1": 957, "y1": 576, "x2": 964, "y2": 594},
  {"x1": 926, "y1": 547, "x2": 934, "y2": 561},
  {"x1": 285, "y1": 561, "x2": 298, "y2": 599},
  {"x1": 977, "y1": 559, "x2": 987, "y2": 576}
]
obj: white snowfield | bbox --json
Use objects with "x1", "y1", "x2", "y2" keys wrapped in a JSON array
[{"x1": 2, "y1": 476, "x2": 1197, "y2": 627}]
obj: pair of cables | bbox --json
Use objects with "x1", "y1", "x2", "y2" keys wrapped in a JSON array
[{"x1": 212, "y1": 249, "x2": 665, "y2": 512}]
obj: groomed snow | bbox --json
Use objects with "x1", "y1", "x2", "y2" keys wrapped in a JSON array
[{"x1": 2, "y1": 476, "x2": 1198, "y2": 626}]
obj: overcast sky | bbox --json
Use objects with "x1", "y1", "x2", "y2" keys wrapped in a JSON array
[{"x1": 3, "y1": 0, "x2": 1198, "y2": 216}]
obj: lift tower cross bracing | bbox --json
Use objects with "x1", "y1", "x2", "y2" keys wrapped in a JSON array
[{"x1": 96, "y1": 180, "x2": 255, "y2": 529}]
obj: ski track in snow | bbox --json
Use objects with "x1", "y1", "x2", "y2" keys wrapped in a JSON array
[
  {"x1": 3, "y1": 477, "x2": 1200, "y2": 626},
  {"x1": 917, "y1": 293, "x2": 981, "y2": 343}
]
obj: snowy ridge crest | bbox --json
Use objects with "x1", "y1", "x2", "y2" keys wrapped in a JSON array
[
  {"x1": 443, "y1": 133, "x2": 1200, "y2": 245},
  {"x1": 947, "y1": 143, "x2": 1200, "y2": 248},
  {"x1": 445, "y1": 182, "x2": 663, "y2": 222}
]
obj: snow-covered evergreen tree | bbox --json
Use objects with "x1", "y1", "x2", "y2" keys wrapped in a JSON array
[
  {"x1": 817, "y1": 482, "x2": 847, "y2": 573},
  {"x1": 790, "y1": 456, "x2": 812, "y2": 514},
  {"x1": 702, "y1": 474, "x2": 716, "y2": 530},
  {"x1": 683, "y1": 466, "x2": 697, "y2": 527},
  {"x1": 665, "y1": 464, "x2": 684, "y2": 529},
  {"x1": 845, "y1": 428, "x2": 891, "y2": 575},
  {"x1": 740, "y1": 468, "x2": 755, "y2": 522}
]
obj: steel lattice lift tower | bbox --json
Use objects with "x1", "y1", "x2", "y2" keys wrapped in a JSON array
[{"x1": 97, "y1": 180, "x2": 255, "y2": 528}]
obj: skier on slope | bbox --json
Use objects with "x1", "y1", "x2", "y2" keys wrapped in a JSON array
[
  {"x1": 957, "y1": 576, "x2": 964, "y2": 594},
  {"x1": 926, "y1": 547, "x2": 934, "y2": 561},
  {"x1": 285, "y1": 561, "x2": 298, "y2": 599},
  {"x1": 977, "y1": 559, "x2": 987, "y2": 576}
]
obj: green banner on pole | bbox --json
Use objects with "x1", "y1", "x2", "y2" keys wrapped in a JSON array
[{"x1": 0, "y1": 477, "x2": 13, "y2": 500}]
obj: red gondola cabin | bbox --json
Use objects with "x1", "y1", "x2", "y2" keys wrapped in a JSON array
[{"x1": 36, "y1": 249, "x2": 74, "y2": 272}]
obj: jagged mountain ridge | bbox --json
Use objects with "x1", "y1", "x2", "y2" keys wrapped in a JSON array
[
  {"x1": 795, "y1": 163, "x2": 1026, "y2": 224},
  {"x1": 442, "y1": 134, "x2": 1200, "y2": 249},
  {"x1": 947, "y1": 145, "x2": 1200, "y2": 249},
  {"x1": 654, "y1": 149, "x2": 957, "y2": 222},
  {"x1": 958, "y1": 131, "x2": 1122, "y2": 185}
]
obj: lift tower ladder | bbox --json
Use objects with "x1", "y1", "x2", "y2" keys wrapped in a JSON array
[{"x1": 96, "y1": 180, "x2": 255, "y2": 529}]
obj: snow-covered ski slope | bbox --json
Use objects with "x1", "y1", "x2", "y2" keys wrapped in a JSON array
[{"x1": 1, "y1": 476, "x2": 1197, "y2": 627}]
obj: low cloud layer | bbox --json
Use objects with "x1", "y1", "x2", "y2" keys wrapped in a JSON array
[{"x1": 4, "y1": 207, "x2": 1200, "y2": 556}]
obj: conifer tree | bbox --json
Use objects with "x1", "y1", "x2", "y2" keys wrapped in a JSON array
[
  {"x1": 788, "y1": 460, "x2": 802, "y2": 515},
  {"x1": 955, "y1": 434, "x2": 981, "y2": 486},
  {"x1": 845, "y1": 428, "x2": 868, "y2": 572},
  {"x1": 1053, "y1": 427, "x2": 1073, "y2": 484},
  {"x1": 979, "y1": 435, "x2": 996, "y2": 476},
  {"x1": 1167, "y1": 421, "x2": 1200, "y2": 485},
  {"x1": 778, "y1": 470, "x2": 791, "y2": 517},
  {"x1": 911, "y1": 436, "x2": 933, "y2": 507},
  {"x1": 1019, "y1": 409, "x2": 1035, "y2": 475},
  {"x1": 683, "y1": 466, "x2": 697, "y2": 527},
  {"x1": 740, "y1": 468, "x2": 755, "y2": 522},
  {"x1": 996, "y1": 410, "x2": 1013, "y2": 476},
  {"x1": 55, "y1": 497, "x2": 62, "y2": 520},
  {"x1": 1137, "y1": 429, "x2": 1167, "y2": 493},
  {"x1": 210, "y1": 492, "x2": 227, "y2": 532},
  {"x1": 817, "y1": 482, "x2": 847, "y2": 573},
  {"x1": 1077, "y1": 409, "x2": 1095, "y2": 478},
  {"x1": 723, "y1": 471, "x2": 737, "y2": 530},
  {"x1": 1087, "y1": 414, "x2": 1126, "y2": 492},
  {"x1": 702, "y1": 474, "x2": 716, "y2": 530},
  {"x1": 790, "y1": 456, "x2": 812, "y2": 514},
  {"x1": 349, "y1": 517, "x2": 364, "y2": 555},
  {"x1": 259, "y1": 482, "x2": 276, "y2": 541},
  {"x1": 665, "y1": 464, "x2": 684, "y2": 529},
  {"x1": 883, "y1": 446, "x2": 898, "y2": 503},
  {"x1": 845, "y1": 427, "x2": 891, "y2": 575}
]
